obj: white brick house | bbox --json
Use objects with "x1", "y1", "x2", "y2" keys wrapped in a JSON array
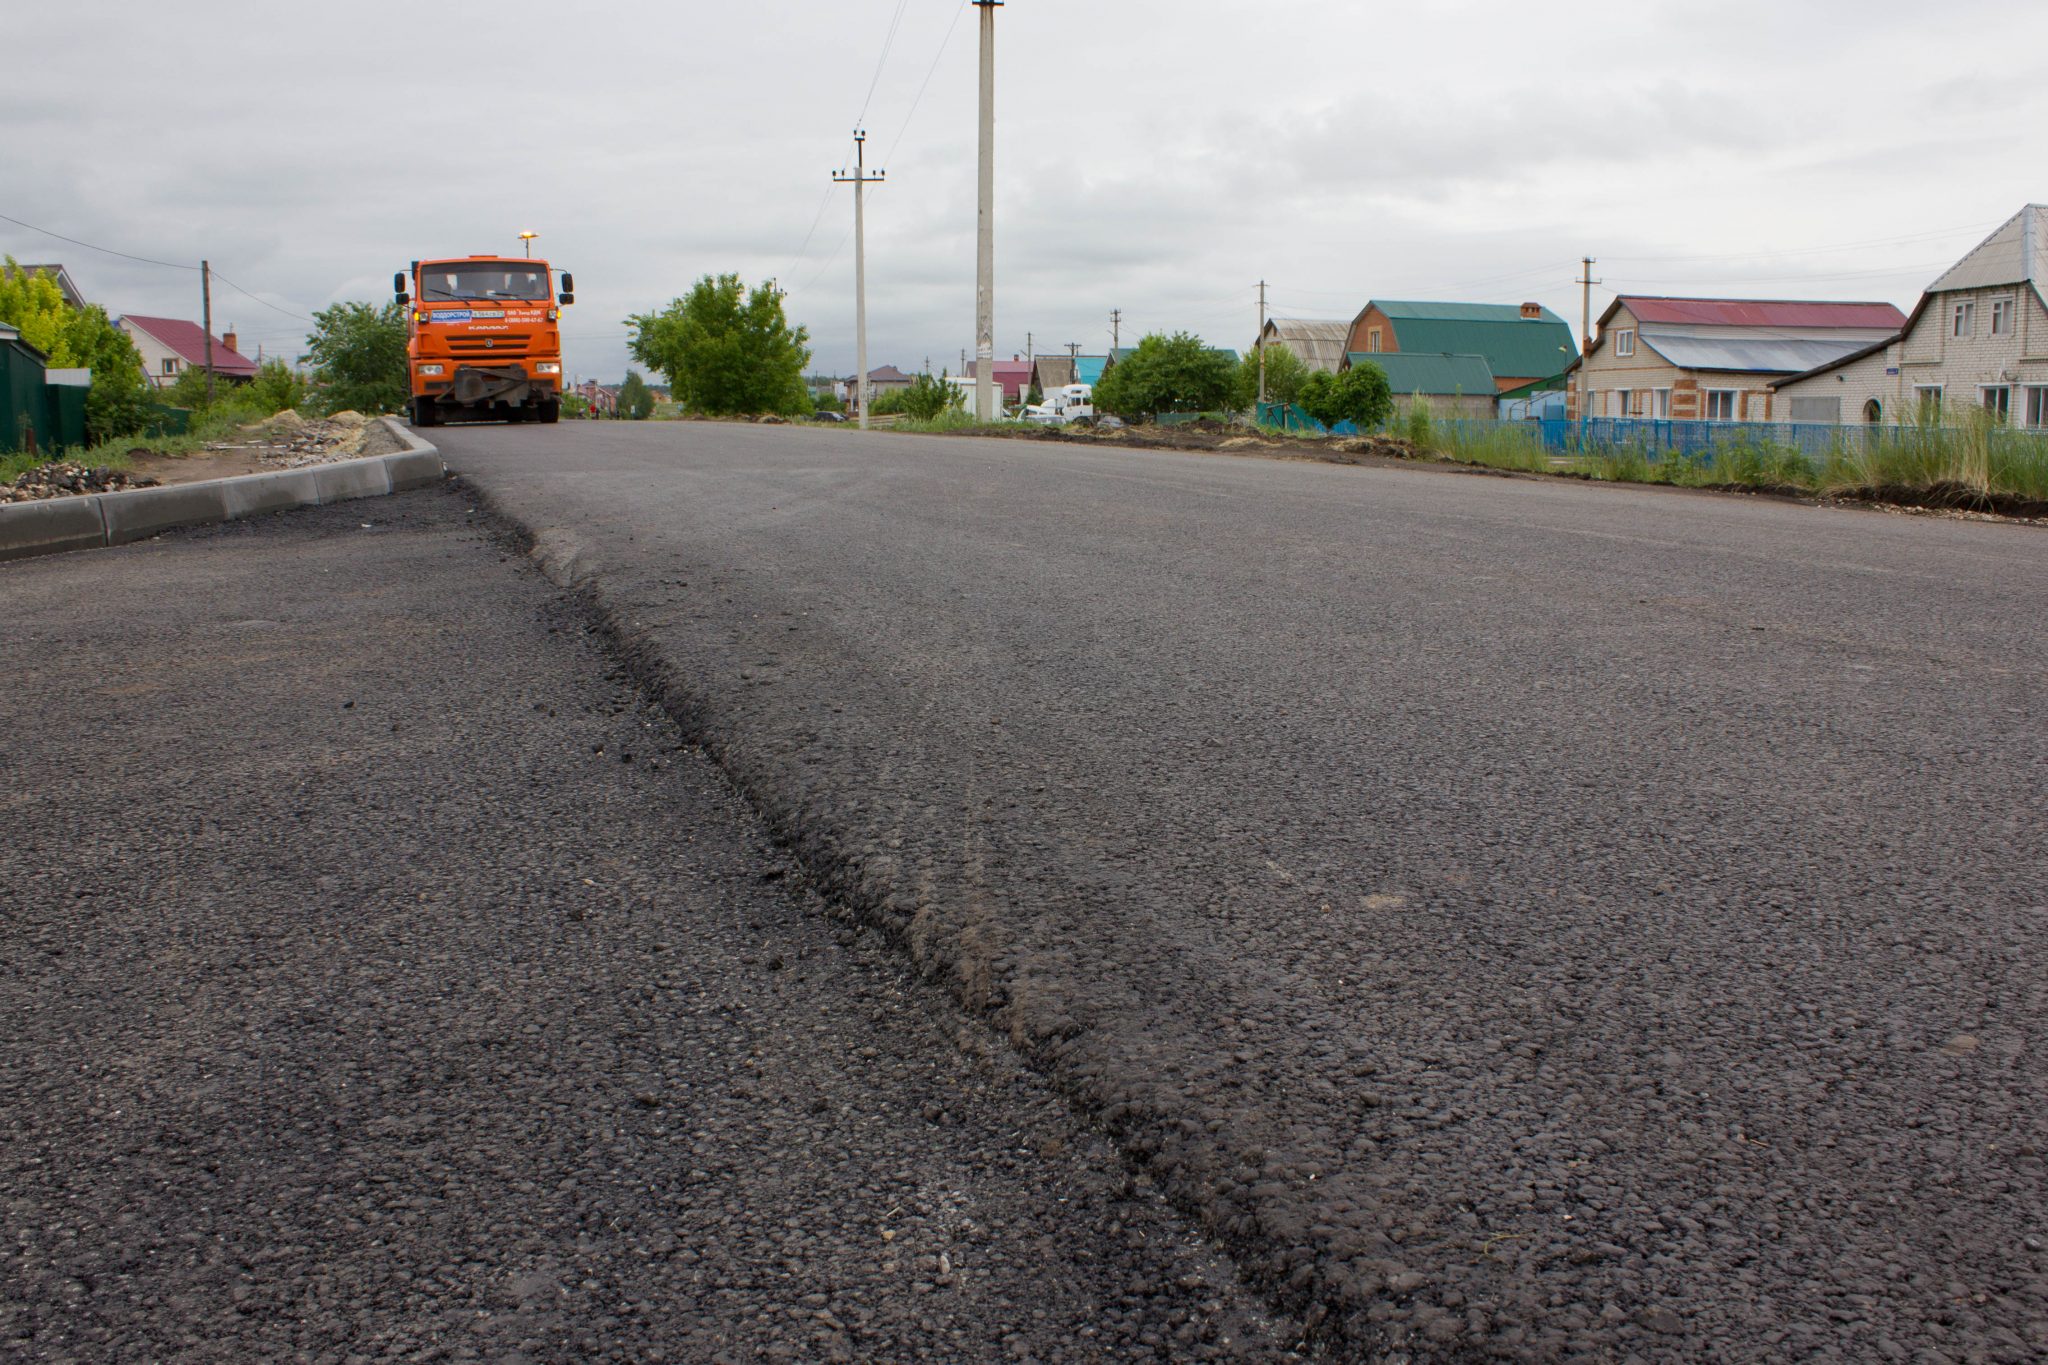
[{"x1": 1772, "y1": 205, "x2": 2048, "y2": 427}]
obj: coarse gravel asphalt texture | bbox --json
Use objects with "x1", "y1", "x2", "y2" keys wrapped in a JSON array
[
  {"x1": 0, "y1": 487, "x2": 1295, "y2": 1363},
  {"x1": 429, "y1": 420, "x2": 2048, "y2": 1363}
]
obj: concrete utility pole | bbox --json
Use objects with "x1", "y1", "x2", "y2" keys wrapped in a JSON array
[
  {"x1": 974, "y1": 0, "x2": 1002, "y2": 421},
  {"x1": 1111, "y1": 308, "x2": 1121, "y2": 354},
  {"x1": 1256, "y1": 280, "x2": 1268, "y2": 407},
  {"x1": 201, "y1": 260, "x2": 215, "y2": 406},
  {"x1": 1577, "y1": 256, "x2": 1600, "y2": 354},
  {"x1": 834, "y1": 131, "x2": 885, "y2": 429}
]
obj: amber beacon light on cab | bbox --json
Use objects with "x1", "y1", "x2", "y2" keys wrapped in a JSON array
[{"x1": 396, "y1": 256, "x2": 573, "y2": 425}]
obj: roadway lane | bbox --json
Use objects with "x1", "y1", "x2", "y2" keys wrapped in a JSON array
[
  {"x1": 435, "y1": 421, "x2": 2048, "y2": 1362},
  {"x1": 0, "y1": 488, "x2": 1287, "y2": 1363}
]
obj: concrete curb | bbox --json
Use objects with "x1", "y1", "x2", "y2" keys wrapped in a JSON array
[{"x1": 0, "y1": 417, "x2": 444, "y2": 563}]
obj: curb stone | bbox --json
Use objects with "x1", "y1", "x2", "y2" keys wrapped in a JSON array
[{"x1": 0, "y1": 417, "x2": 444, "y2": 563}]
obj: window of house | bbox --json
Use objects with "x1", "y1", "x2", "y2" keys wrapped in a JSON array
[
  {"x1": 1614, "y1": 329, "x2": 1636, "y2": 358},
  {"x1": 162, "y1": 358, "x2": 178, "y2": 375},
  {"x1": 1704, "y1": 390, "x2": 1738, "y2": 421},
  {"x1": 1914, "y1": 385, "x2": 1944, "y2": 418},
  {"x1": 1614, "y1": 388, "x2": 1633, "y2": 417},
  {"x1": 1952, "y1": 301, "x2": 1975, "y2": 337},
  {"x1": 1651, "y1": 388, "x2": 1672, "y2": 418},
  {"x1": 1864, "y1": 399, "x2": 1883, "y2": 424},
  {"x1": 1981, "y1": 385, "x2": 2011, "y2": 422},
  {"x1": 1990, "y1": 297, "x2": 2015, "y2": 336},
  {"x1": 2028, "y1": 386, "x2": 2048, "y2": 428},
  {"x1": 1366, "y1": 328, "x2": 1382, "y2": 353}
]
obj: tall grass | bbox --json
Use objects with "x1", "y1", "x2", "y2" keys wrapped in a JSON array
[
  {"x1": 1821, "y1": 409, "x2": 2048, "y2": 500},
  {"x1": 1410, "y1": 408, "x2": 2048, "y2": 505}
]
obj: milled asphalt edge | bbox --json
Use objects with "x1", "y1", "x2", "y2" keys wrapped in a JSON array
[
  {"x1": 457, "y1": 473, "x2": 1371, "y2": 1357},
  {"x1": 0, "y1": 417, "x2": 446, "y2": 563}
]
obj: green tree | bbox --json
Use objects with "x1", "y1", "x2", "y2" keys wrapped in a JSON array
[
  {"x1": 306, "y1": 300, "x2": 408, "y2": 414},
  {"x1": 1299, "y1": 362, "x2": 1394, "y2": 431},
  {"x1": 902, "y1": 369, "x2": 964, "y2": 421},
  {"x1": 1091, "y1": 332, "x2": 1236, "y2": 418},
  {"x1": 1234, "y1": 343, "x2": 1311, "y2": 412},
  {"x1": 0, "y1": 258, "x2": 153, "y2": 443},
  {"x1": 165, "y1": 357, "x2": 309, "y2": 424},
  {"x1": 628, "y1": 275, "x2": 811, "y2": 416},
  {"x1": 1025, "y1": 380, "x2": 1043, "y2": 408},
  {"x1": 618, "y1": 370, "x2": 655, "y2": 420}
]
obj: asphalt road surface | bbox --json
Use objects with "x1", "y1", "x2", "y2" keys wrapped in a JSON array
[
  {"x1": 0, "y1": 490, "x2": 1289, "y2": 1363},
  {"x1": 430, "y1": 420, "x2": 2048, "y2": 1363}
]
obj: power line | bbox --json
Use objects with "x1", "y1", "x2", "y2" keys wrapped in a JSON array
[
  {"x1": 877, "y1": 0, "x2": 971, "y2": 167},
  {"x1": 0, "y1": 209, "x2": 200, "y2": 271},
  {"x1": 205, "y1": 268, "x2": 317, "y2": 323},
  {"x1": 854, "y1": 0, "x2": 916, "y2": 131}
]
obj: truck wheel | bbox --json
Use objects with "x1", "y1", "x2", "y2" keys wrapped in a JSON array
[
  {"x1": 538, "y1": 399, "x2": 561, "y2": 425},
  {"x1": 411, "y1": 397, "x2": 439, "y2": 428}
]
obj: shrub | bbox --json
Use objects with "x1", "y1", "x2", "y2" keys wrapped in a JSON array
[{"x1": 1300, "y1": 363, "x2": 1395, "y2": 430}]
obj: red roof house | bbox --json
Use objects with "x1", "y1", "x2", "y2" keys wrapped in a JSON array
[
  {"x1": 1566, "y1": 295, "x2": 1906, "y2": 422},
  {"x1": 964, "y1": 357, "x2": 1034, "y2": 403},
  {"x1": 117, "y1": 315, "x2": 260, "y2": 389}
]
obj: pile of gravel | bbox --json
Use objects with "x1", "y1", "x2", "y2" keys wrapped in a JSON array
[{"x1": 0, "y1": 461, "x2": 159, "y2": 503}]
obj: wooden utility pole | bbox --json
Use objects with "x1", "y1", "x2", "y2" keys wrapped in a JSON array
[
  {"x1": 201, "y1": 259, "x2": 215, "y2": 405},
  {"x1": 1111, "y1": 308, "x2": 1121, "y2": 353},
  {"x1": 973, "y1": 1, "x2": 1002, "y2": 421},
  {"x1": 1257, "y1": 280, "x2": 1269, "y2": 407},
  {"x1": 834, "y1": 131, "x2": 885, "y2": 429}
]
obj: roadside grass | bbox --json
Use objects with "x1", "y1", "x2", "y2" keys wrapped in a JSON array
[
  {"x1": 896, "y1": 411, "x2": 1037, "y2": 435},
  {"x1": 1414, "y1": 405, "x2": 2048, "y2": 505}
]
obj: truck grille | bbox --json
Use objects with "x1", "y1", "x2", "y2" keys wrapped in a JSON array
[{"x1": 447, "y1": 338, "x2": 531, "y2": 355}]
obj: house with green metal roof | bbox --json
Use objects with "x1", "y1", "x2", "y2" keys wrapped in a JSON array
[
  {"x1": 1344, "y1": 300, "x2": 1576, "y2": 393},
  {"x1": 1341, "y1": 351, "x2": 1498, "y2": 418}
]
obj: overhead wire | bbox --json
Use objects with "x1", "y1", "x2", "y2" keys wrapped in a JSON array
[
  {"x1": 854, "y1": 0, "x2": 916, "y2": 132},
  {"x1": 876, "y1": 0, "x2": 971, "y2": 168},
  {"x1": 0, "y1": 209, "x2": 200, "y2": 271}
]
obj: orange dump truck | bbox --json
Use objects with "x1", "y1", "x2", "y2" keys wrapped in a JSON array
[{"x1": 395, "y1": 256, "x2": 574, "y2": 425}]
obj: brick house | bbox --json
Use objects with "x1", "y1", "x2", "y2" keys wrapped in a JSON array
[
  {"x1": 116, "y1": 315, "x2": 260, "y2": 389},
  {"x1": 1564, "y1": 297, "x2": 1905, "y2": 422},
  {"x1": 1770, "y1": 205, "x2": 2048, "y2": 427},
  {"x1": 1344, "y1": 301, "x2": 1576, "y2": 393}
]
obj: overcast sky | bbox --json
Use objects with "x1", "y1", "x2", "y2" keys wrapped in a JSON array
[{"x1": 7, "y1": 1, "x2": 2044, "y2": 385}]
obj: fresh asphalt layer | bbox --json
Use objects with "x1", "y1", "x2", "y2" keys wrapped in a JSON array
[
  {"x1": 0, "y1": 489, "x2": 1290, "y2": 1363},
  {"x1": 431, "y1": 420, "x2": 2048, "y2": 1363}
]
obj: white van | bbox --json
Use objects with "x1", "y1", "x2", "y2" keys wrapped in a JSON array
[{"x1": 1026, "y1": 384, "x2": 1095, "y2": 425}]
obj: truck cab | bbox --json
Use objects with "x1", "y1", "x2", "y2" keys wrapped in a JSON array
[{"x1": 396, "y1": 257, "x2": 572, "y2": 425}]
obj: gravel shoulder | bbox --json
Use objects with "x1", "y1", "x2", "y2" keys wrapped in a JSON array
[
  {"x1": 0, "y1": 487, "x2": 1292, "y2": 1363},
  {"x1": 432, "y1": 420, "x2": 2048, "y2": 1363}
]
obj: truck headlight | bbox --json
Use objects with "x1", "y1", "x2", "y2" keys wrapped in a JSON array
[
  {"x1": 418, "y1": 363, "x2": 445, "y2": 376},
  {"x1": 534, "y1": 362, "x2": 561, "y2": 375}
]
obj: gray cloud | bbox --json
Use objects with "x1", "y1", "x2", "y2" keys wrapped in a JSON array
[{"x1": 6, "y1": 0, "x2": 2043, "y2": 382}]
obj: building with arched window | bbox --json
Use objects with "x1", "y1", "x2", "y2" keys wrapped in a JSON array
[{"x1": 1771, "y1": 205, "x2": 2048, "y2": 427}]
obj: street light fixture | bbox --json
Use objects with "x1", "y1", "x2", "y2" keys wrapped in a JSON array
[{"x1": 518, "y1": 230, "x2": 539, "y2": 258}]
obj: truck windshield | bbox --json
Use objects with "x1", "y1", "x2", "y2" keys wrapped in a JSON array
[{"x1": 419, "y1": 264, "x2": 550, "y2": 302}]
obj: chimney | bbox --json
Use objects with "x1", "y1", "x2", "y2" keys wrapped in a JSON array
[
  {"x1": 222, "y1": 328, "x2": 239, "y2": 355},
  {"x1": 1519, "y1": 302, "x2": 1542, "y2": 320}
]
